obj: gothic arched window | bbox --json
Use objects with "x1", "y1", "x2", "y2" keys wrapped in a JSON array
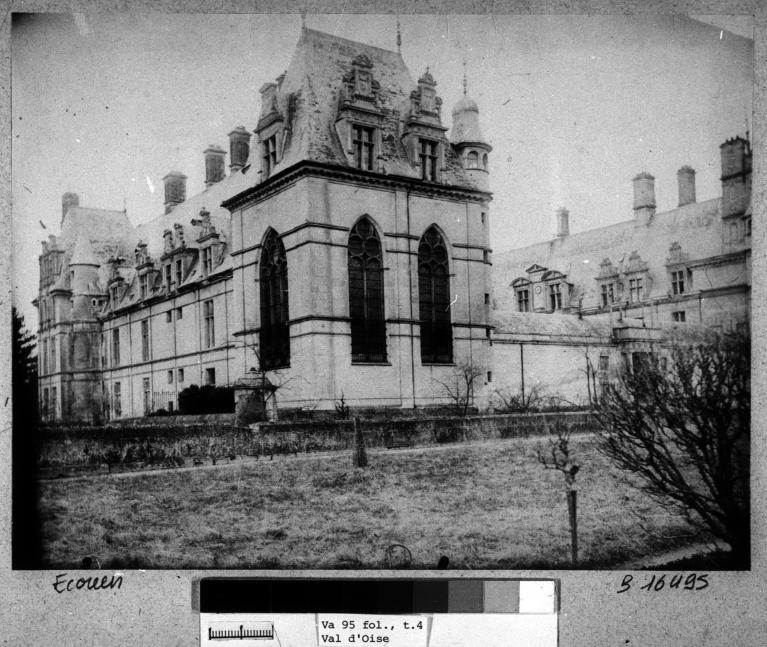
[
  {"x1": 418, "y1": 226, "x2": 452, "y2": 363},
  {"x1": 348, "y1": 217, "x2": 387, "y2": 362},
  {"x1": 259, "y1": 230, "x2": 290, "y2": 369}
]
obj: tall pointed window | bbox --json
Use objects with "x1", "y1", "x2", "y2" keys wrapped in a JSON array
[
  {"x1": 418, "y1": 226, "x2": 452, "y2": 363},
  {"x1": 348, "y1": 217, "x2": 386, "y2": 362},
  {"x1": 259, "y1": 230, "x2": 290, "y2": 369}
]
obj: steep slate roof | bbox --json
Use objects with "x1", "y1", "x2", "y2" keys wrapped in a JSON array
[
  {"x1": 135, "y1": 167, "x2": 251, "y2": 258},
  {"x1": 266, "y1": 27, "x2": 477, "y2": 187},
  {"x1": 493, "y1": 197, "x2": 727, "y2": 309},
  {"x1": 492, "y1": 311, "x2": 613, "y2": 340},
  {"x1": 59, "y1": 206, "x2": 139, "y2": 263}
]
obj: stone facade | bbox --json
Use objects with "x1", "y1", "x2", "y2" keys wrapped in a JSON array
[
  {"x1": 489, "y1": 137, "x2": 751, "y2": 405},
  {"x1": 35, "y1": 28, "x2": 493, "y2": 422},
  {"x1": 35, "y1": 28, "x2": 750, "y2": 422}
]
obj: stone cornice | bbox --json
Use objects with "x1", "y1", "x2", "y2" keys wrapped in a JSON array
[{"x1": 221, "y1": 160, "x2": 493, "y2": 211}]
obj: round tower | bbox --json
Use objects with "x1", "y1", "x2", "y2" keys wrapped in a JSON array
[{"x1": 450, "y1": 85, "x2": 492, "y2": 192}]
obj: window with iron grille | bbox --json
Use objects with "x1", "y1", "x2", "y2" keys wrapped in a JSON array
[
  {"x1": 549, "y1": 283, "x2": 562, "y2": 310},
  {"x1": 352, "y1": 124, "x2": 375, "y2": 171},
  {"x1": 418, "y1": 226, "x2": 452, "y2": 364},
  {"x1": 259, "y1": 230, "x2": 290, "y2": 369},
  {"x1": 600, "y1": 282, "x2": 616, "y2": 307},
  {"x1": 112, "y1": 328, "x2": 120, "y2": 365},
  {"x1": 419, "y1": 139, "x2": 438, "y2": 181},
  {"x1": 141, "y1": 319, "x2": 150, "y2": 361},
  {"x1": 142, "y1": 377, "x2": 151, "y2": 415},
  {"x1": 113, "y1": 382, "x2": 122, "y2": 418},
  {"x1": 671, "y1": 270, "x2": 685, "y2": 295},
  {"x1": 262, "y1": 135, "x2": 278, "y2": 176},
  {"x1": 203, "y1": 299, "x2": 215, "y2": 348},
  {"x1": 348, "y1": 217, "x2": 387, "y2": 362},
  {"x1": 517, "y1": 289, "x2": 530, "y2": 312}
]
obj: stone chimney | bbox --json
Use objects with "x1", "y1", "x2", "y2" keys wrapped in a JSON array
[
  {"x1": 163, "y1": 172, "x2": 187, "y2": 214},
  {"x1": 204, "y1": 145, "x2": 226, "y2": 188},
  {"x1": 556, "y1": 207, "x2": 570, "y2": 238},
  {"x1": 632, "y1": 171, "x2": 656, "y2": 226},
  {"x1": 677, "y1": 166, "x2": 696, "y2": 206},
  {"x1": 61, "y1": 192, "x2": 79, "y2": 222},
  {"x1": 720, "y1": 136, "x2": 752, "y2": 217},
  {"x1": 228, "y1": 126, "x2": 251, "y2": 171}
]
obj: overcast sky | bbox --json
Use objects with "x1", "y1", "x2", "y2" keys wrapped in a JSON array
[{"x1": 11, "y1": 12, "x2": 753, "y2": 326}]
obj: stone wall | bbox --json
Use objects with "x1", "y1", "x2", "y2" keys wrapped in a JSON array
[{"x1": 36, "y1": 411, "x2": 594, "y2": 477}]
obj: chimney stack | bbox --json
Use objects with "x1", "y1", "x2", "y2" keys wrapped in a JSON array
[
  {"x1": 228, "y1": 126, "x2": 251, "y2": 171},
  {"x1": 720, "y1": 136, "x2": 752, "y2": 217},
  {"x1": 556, "y1": 207, "x2": 570, "y2": 238},
  {"x1": 62, "y1": 192, "x2": 79, "y2": 222},
  {"x1": 163, "y1": 172, "x2": 187, "y2": 214},
  {"x1": 204, "y1": 145, "x2": 226, "y2": 188},
  {"x1": 677, "y1": 166, "x2": 696, "y2": 206},
  {"x1": 632, "y1": 172, "x2": 656, "y2": 225}
]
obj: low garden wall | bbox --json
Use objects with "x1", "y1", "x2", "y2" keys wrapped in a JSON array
[{"x1": 35, "y1": 411, "x2": 595, "y2": 477}]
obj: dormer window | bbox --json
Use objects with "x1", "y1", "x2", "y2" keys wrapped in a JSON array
[
  {"x1": 139, "y1": 274, "x2": 149, "y2": 300},
  {"x1": 628, "y1": 276, "x2": 644, "y2": 303},
  {"x1": 600, "y1": 283, "x2": 617, "y2": 307},
  {"x1": 670, "y1": 269, "x2": 685, "y2": 295},
  {"x1": 175, "y1": 258, "x2": 183, "y2": 287},
  {"x1": 419, "y1": 139, "x2": 439, "y2": 181},
  {"x1": 517, "y1": 288, "x2": 530, "y2": 312},
  {"x1": 202, "y1": 247, "x2": 213, "y2": 275},
  {"x1": 549, "y1": 283, "x2": 563, "y2": 310},
  {"x1": 352, "y1": 125, "x2": 375, "y2": 171},
  {"x1": 262, "y1": 135, "x2": 278, "y2": 176},
  {"x1": 164, "y1": 264, "x2": 172, "y2": 290}
]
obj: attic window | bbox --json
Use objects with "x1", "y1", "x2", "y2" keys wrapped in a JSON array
[
  {"x1": 467, "y1": 151, "x2": 479, "y2": 169},
  {"x1": 202, "y1": 247, "x2": 213, "y2": 275},
  {"x1": 139, "y1": 274, "x2": 149, "y2": 300},
  {"x1": 352, "y1": 125, "x2": 375, "y2": 171},
  {"x1": 419, "y1": 139, "x2": 438, "y2": 181},
  {"x1": 175, "y1": 259, "x2": 183, "y2": 286},
  {"x1": 549, "y1": 283, "x2": 563, "y2": 310},
  {"x1": 262, "y1": 135, "x2": 278, "y2": 176}
]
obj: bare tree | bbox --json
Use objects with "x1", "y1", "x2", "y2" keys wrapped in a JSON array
[
  {"x1": 240, "y1": 337, "x2": 302, "y2": 421},
  {"x1": 491, "y1": 384, "x2": 544, "y2": 413},
  {"x1": 594, "y1": 332, "x2": 750, "y2": 564},
  {"x1": 536, "y1": 420, "x2": 581, "y2": 565},
  {"x1": 434, "y1": 360, "x2": 484, "y2": 417}
]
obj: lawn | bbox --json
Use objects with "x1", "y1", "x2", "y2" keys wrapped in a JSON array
[{"x1": 37, "y1": 435, "x2": 701, "y2": 569}]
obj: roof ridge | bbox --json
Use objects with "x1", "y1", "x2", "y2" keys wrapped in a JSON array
[{"x1": 301, "y1": 26, "x2": 402, "y2": 58}]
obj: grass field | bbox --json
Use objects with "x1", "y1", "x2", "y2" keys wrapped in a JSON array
[{"x1": 37, "y1": 435, "x2": 701, "y2": 569}]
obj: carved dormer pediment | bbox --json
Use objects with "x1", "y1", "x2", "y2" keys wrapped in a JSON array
[
  {"x1": 192, "y1": 208, "x2": 218, "y2": 242},
  {"x1": 623, "y1": 250, "x2": 649, "y2": 274},
  {"x1": 598, "y1": 258, "x2": 618, "y2": 278},
  {"x1": 163, "y1": 229, "x2": 175, "y2": 254},
  {"x1": 135, "y1": 242, "x2": 151, "y2": 269},
  {"x1": 340, "y1": 54, "x2": 381, "y2": 109},
  {"x1": 525, "y1": 263, "x2": 548, "y2": 275},
  {"x1": 665, "y1": 241, "x2": 689, "y2": 266},
  {"x1": 173, "y1": 223, "x2": 186, "y2": 249}
]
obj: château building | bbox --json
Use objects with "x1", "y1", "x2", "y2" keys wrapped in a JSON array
[
  {"x1": 34, "y1": 27, "x2": 751, "y2": 422},
  {"x1": 35, "y1": 28, "x2": 494, "y2": 422}
]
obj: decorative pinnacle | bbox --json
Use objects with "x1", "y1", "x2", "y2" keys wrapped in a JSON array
[
  {"x1": 396, "y1": 13, "x2": 401, "y2": 52},
  {"x1": 463, "y1": 58, "x2": 467, "y2": 95}
]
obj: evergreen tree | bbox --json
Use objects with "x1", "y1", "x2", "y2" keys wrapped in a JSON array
[{"x1": 12, "y1": 307, "x2": 41, "y2": 567}]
